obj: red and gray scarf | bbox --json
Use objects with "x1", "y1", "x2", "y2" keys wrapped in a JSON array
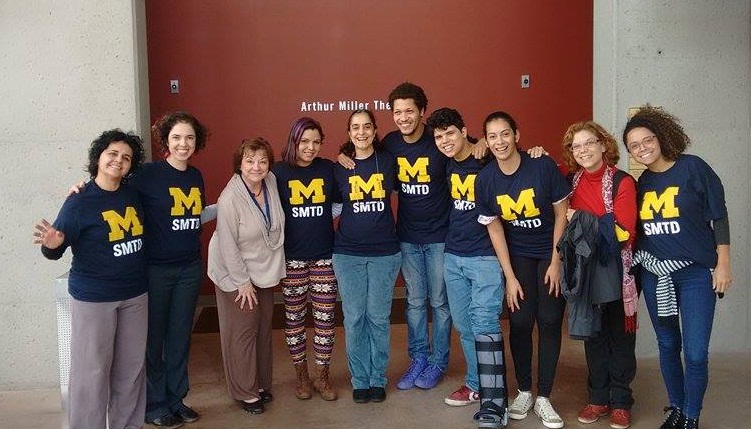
[{"x1": 571, "y1": 165, "x2": 638, "y2": 333}]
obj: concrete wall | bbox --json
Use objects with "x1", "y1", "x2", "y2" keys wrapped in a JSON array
[
  {"x1": 0, "y1": 0, "x2": 748, "y2": 388},
  {"x1": 0, "y1": 0, "x2": 149, "y2": 389},
  {"x1": 594, "y1": 0, "x2": 751, "y2": 356}
]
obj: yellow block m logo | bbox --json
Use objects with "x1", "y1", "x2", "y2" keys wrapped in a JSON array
[
  {"x1": 397, "y1": 157, "x2": 430, "y2": 183},
  {"x1": 169, "y1": 187, "x2": 202, "y2": 216},
  {"x1": 450, "y1": 173, "x2": 475, "y2": 201},
  {"x1": 497, "y1": 189, "x2": 540, "y2": 220},
  {"x1": 349, "y1": 174, "x2": 386, "y2": 201},
  {"x1": 289, "y1": 179, "x2": 326, "y2": 205},
  {"x1": 101, "y1": 207, "x2": 144, "y2": 241},
  {"x1": 640, "y1": 187, "x2": 680, "y2": 220}
]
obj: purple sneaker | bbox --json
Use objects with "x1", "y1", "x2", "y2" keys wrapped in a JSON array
[
  {"x1": 396, "y1": 358, "x2": 428, "y2": 390},
  {"x1": 414, "y1": 364, "x2": 444, "y2": 389}
]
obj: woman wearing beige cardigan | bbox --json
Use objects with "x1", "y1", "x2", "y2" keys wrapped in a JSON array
[{"x1": 208, "y1": 137, "x2": 286, "y2": 415}]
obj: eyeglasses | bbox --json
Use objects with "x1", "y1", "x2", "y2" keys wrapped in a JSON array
[
  {"x1": 627, "y1": 135, "x2": 657, "y2": 152},
  {"x1": 568, "y1": 139, "x2": 600, "y2": 153}
]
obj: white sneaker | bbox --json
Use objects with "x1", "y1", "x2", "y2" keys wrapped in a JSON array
[
  {"x1": 534, "y1": 396, "x2": 564, "y2": 429},
  {"x1": 508, "y1": 390, "x2": 534, "y2": 420}
]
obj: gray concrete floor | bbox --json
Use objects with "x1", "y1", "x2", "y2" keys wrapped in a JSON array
[{"x1": 1, "y1": 322, "x2": 749, "y2": 429}]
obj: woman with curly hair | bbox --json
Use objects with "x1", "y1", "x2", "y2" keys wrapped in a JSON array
[
  {"x1": 34, "y1": 129, "x2": 148, "y2": 429},
  {"x1": 65, "y1": 113, "x2": 210, "y2": 427},
  {"x1": 624, "y1": 106, "x2": 732, "y2": 429},
  {"x1": 559, "y1": 121, "x2": 638, "y2": 429},
  {"x1": 135, "y1": 112, "x2": 209, "y2": 427}
]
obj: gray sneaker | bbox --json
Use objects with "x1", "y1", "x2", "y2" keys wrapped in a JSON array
[
  {"x1": 534, "y1": 396, "x2": 564, "y2": 429},
  {"x1": 508, "y1": 390, "x2": 533, "y2": 420}
]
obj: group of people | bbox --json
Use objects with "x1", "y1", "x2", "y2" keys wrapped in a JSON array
[
  {"x1": 34, "y1": 82, "x2": 731, "y2": 429},
  {"x1": 34, "y1": 113, "x2": 208, "y2": 428}
]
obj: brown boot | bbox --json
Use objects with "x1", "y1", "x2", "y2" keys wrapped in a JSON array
[
  {"x1": 313, "y1": 364, "x2": 338, "y2": 401},
  {"x1": 294, "y1": 362, "x2": 312, "y2": 400}
]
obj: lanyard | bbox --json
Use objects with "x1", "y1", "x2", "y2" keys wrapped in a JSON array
[{"x1": 244, "y1": 180, "x2": 271, "y2": 231}]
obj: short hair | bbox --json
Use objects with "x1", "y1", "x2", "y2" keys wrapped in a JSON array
[
  {"x1": 388, "y1": 82, "x2": 428, "y2": 112},
  {"x1": 233, "y1": 137, "x2": 274, "y2": 174},
  {"x1": 282, "y1": 117, "x2": 325, "y2": 166},
  {"x1": 86, "y1": 129, "x2": 145, "y2": 179},
  {"x1": 561, "y1": 121, "x2": 621, "y2": 171},
  {"x1": 623, "y1": 105, "x2": 690, "y2": 160},
  {"x1": 151, "y1": 111, "x2": 208, "y2": 156},
  {"x1": 426, "y1": 107, "x2": 465, "y2": 131}
]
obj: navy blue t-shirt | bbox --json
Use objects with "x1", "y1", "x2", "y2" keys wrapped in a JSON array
[
  {"x1": 51, "y1": 182, "x2": 147, "y2": 302},
  {"x1": 476, "y1": 153, "x2": 571, "y2": 259},
  {"x1": 636, "y1": 154, "x2": 727, "y2": 268},
  {"x1": 445, "y1": 156, "x2": 496, "y2": 257},
  {"x1": 333, "y1": 151, "x2": 399, "y2": 256},
  {"x1": 128, "y1": 160, "x2": 205, "y2": 265},
  {"x1": 274, "y1": 158, "x2": 338, "y2": 260},
  {"x1": 382, "y1": 128, "x2": 450, "y2": 244}
]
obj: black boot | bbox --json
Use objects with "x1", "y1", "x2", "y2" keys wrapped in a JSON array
[
  {"x1": 682, "y1": 417, "x2": 699, "y2": 429},
  {"x1": 659, "y1": 406, "x2": 684, "y2": 429}
]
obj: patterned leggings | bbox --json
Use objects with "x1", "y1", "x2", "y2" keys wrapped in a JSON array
[{"x1": 282, "y1": 258, "x2": 338, "y2": 365}]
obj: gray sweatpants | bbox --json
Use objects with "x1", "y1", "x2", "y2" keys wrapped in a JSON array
[{"x1": 69, "y1": 292, "x2": 148, "y2": 429}]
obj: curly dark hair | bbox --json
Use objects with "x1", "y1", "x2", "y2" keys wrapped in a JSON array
[
  {"x1": 561, "y1": 121, "x2": 620, "y2": 172},
  {"x1": 388, "y1": 82, "x2": 428, "y2": 112},
  {"x1": 86, "y1": 129, "x2": 145, "y2": 179},
  {"x1": 426, "y1": 107, "x2": 465, "y2": 131},
  {"x1": 151, "y1": 111, "x2": 208, "y2": 156},
  {"x1": 623, "y1": 105, "x2": 690, "y2": 160}
]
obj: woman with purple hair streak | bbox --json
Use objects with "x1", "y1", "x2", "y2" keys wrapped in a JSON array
[{"x1": 272, "y1": 117, "x2": 340, "y2": 401}]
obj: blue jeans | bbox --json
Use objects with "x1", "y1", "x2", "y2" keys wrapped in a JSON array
[
  {"x1": 145, "y1": 260, "x2": 202, "y2": 421},
  {"x1": 333, "y1": 252, "x2": 401, "y2": 390},
  {"x1": 400, "y1": 242, "x2": 452, "y2": 369},
  {"x1": 641, "y1": 264, "x2": 716, "y2": 419},
  {"x1": 444, "y1": 253, "x2": 504, "y2": 391}
]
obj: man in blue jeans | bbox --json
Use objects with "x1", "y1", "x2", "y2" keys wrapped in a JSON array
[
  {"x1": 427, "y1": 107, "x2": 508, "y2": 428},
  {"x1": 382, "y1": 83, "x2": 453, "y2": 390}
]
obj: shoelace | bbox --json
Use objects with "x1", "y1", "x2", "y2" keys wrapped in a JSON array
[
  {"x1": 423, "y1": 364, "x2": 443, "y2": 376},
  {"x1": 405, "y1": 360, "x2": 424, "y2": 377},
  {"x1": 537, "y1": 400, "x2": 561, "y2": 420},
  {"x1": 510, "y1": 393, "x2": 532, "y2": 411}
]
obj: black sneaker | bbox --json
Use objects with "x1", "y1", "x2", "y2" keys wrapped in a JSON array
[
  {"x1": 238, "y1": 399, "x2": 264, "y2": 415},
  {"x1": 683, "y1": 417, "x2": 699, "y2": 429},
  {"x1": 353, "y1": 388, "x2": 371, "y2": 403},
  {"x1": 660, "y1": 406, "x2": 684, "y2": 429},
  {"x1": 146, "y1": 413, "x2": 183, "y2": 428},
  {"x1": 172, "y1": 403, "x2": 199, "y2": 423},
  {"x1": 370, "y1": 387, "x2": 386, "y2": 403},
  {"x1": 259, "y1": 390, "x2": 273, "y2": 403}
]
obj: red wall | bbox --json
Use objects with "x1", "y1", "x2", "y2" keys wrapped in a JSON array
[{"x1": 145, "y1": 1, "x2": 593, "y2": 291}]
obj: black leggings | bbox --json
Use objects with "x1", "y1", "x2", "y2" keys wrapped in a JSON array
[{"x1": 508, "y1": 255, "x2": 566, "y2": 397}]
